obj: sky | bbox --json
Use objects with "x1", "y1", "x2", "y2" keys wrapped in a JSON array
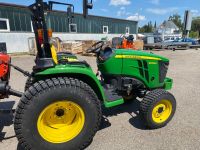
[{"x1": 0, "y1": 0, "x2": 199, "y2": 26}]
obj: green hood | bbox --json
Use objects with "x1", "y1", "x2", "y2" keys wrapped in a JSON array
[{"x1": 115, "y1": 49, "x2": 169, "y2": 62}]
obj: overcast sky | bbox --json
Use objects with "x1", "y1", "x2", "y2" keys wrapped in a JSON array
[{"x1": 0, "y1": 0, "x2": 199, "y2": 26}]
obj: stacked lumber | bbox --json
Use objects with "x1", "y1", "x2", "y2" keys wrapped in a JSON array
[
  {"x1": 60, "y1": 41, "x2": 83, "y2": 54},
  {"x1": 60, "y1": 40, "x2": 97, "y2": 55},
  {"x1": 28, "y1": 38, "x2": 99, "y2": 56},
  {"x1": 134, "y1": 40, "x2": 144, "y2": 50}
]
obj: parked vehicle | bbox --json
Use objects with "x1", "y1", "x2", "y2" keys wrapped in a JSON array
[
  {"x1": 155, "y1": 38, "x2": 199, "y2": 50},
  {"x1": 164, "y1": 37, "x2": 181, "y2": 42},
  {"x1": 182, "y1": 38, "x2": 199, "y2": 45}
]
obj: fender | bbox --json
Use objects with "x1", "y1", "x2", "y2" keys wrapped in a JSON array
[{"x1": 34, "y1": 64, "x2": 106, "y2": 102}]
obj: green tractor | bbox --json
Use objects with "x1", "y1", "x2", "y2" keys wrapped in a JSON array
[{"x1": 5, "y1": 0, "x2": 176, "y2": 149}]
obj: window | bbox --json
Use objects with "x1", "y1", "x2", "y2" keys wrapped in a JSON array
[
  {"x1": 0, "y1": 18, "x2": 10, "y2": 32},
  {"x1": 69, "y1": 24, "x2": 77, "y2": 33},
  {"x1": 126, "y1": 27, "x2": 130, "y2": 34},
  {"x1": 103, "y1": 26, "x2": 108, "y2": 34}
]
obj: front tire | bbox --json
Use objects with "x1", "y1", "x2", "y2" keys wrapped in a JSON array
[
  {"x1": 14, "y1": 77, "x2": 102, "y2": 150},
  {"x1": 140, "y1": 89, "x2": 176, "y2": 129}
]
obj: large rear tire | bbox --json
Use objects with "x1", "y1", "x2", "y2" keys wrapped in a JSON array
[
  {"x1": 24, "y1": 77, "x2": 33, "y2": 91},
  {"x1": 14, "y1": 77, "x2": 102, "y2": 150},
  {"x1": 140, "y1": 89, "x2": 176, "y2": 129}
]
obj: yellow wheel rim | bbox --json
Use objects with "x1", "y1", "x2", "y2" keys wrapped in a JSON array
[
  {"x1": 152, "y1": 100, "x2": 172, "y2": 123},
  {"x1": 37, "y1": 101, "x2": 85, "y2": 143}
]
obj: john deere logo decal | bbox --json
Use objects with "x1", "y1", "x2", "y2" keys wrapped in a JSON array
[{"x1": 115, "y1": 55, "x2": 161, "y2": 61}]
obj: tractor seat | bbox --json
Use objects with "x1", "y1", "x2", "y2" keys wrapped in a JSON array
[
  {"x1": 51, "y1": 46, "x2": 90, "y2": 67},
  {"x1": 57, "y1": 52, "x2": 90, "y2": 67}
]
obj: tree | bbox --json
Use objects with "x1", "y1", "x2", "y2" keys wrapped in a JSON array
[
  {"x1": 154, "y1": 21, "x2": 157, "y2": 29},
  {"x1": 189, "y1": 31, "x2": 198, "y2": 38},
  {"x1": 191, "y1": 18, "x2": 200, "y2": 38},
  {"x1": 168, "y1": 14, "x2": 183, "y2": 31},
  {"x1": 138, "y1": 25, "x2": 149, "y2": 33},
  {"x1": 149, "y1": 21, "x2": 153, "y2": 32},
  {"x1": 138, "y1": 21, "x2": 153, "y2": 33}
]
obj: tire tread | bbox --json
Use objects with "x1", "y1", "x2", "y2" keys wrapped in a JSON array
[
  {"x1": 140, "y1": 89, "x2": 176, "y2": 129},
  {"x1": 14, "y1": 77, "x2": 101, "y2": 150}
]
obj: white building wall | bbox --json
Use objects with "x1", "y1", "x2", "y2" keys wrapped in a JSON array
[
  {"x1": 0, "y1": 32, "x2": 34, "y2": 53},
  {"x1": 53, "y1": 33, "x2": 128, "y2": 41},
  {"x1": 0, "y1": 32, "x2": 136, "y2": 53}
]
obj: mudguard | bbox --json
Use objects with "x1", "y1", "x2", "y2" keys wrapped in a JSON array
[
  {"x1": 34, "y1": 64, "x2": 125, "y2": 107},
  {"x1": 35, "y1": 64, "x2": 105, "y2": 99}
]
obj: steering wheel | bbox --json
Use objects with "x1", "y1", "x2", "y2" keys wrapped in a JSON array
[{"x1": 86, "y1": 41, "x2": 105, "y2": 53}]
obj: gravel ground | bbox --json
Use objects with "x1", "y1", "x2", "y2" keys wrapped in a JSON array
[{"x1": 0, "y1": 49, "x2": 200, "y2": 150}]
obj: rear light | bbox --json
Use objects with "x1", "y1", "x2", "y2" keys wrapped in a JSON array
[
  {"x1": 48, "y1": 29, "x2": 52, "y2": 38},
  {"x1": 37, "y1": 29, "x2": 43, "y2": 44},
  {"x1": 37, "y1": 29, "x2": 53, "y2": 44}
]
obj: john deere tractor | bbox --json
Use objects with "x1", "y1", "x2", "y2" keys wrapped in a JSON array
[{"x1": 0, "y1": 0, "x2": 176, "y2": 149}]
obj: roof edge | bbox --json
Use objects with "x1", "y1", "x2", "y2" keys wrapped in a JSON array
[{"x1": 0, "y1": 2, "x2": 138, "y2": 23}]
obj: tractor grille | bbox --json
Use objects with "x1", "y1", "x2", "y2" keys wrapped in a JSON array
[
  {"x1": 137, "y1": 60, "x2": 149, "y2": 82},
  {"x1": 143, "y1": 61, "x2": 149, "y2": 82},
  {"x1": 159, "y1": 61, "x2": 169, "y2": 83},
  {"x1": 138, "y1": 60, "x2": 144, "y2": 77}
]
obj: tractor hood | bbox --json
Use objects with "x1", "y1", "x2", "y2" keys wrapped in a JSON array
[
  {"x1": 97, "y1": 48, "x2": 170, "y2": 89},
  {"x1": 115, "y1": 49, "x2": 169, "y2": 62}
]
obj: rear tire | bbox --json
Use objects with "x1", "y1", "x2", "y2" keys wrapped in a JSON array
[
  {"x1": 140, "y1": 89, "x2": 176, "y2": 129},
  {"x1": 24, "y1": 77, "x2": 33, "y2": 91},
  {"x1": 14, "y1": 77, "x2": 102, "y2": 150}
]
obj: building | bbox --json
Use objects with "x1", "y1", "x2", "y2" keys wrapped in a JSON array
[
  {"x1": 155, "y1": 20, "x2": 182, "y2": 40},
  {"x1": 157, "y1": 20, "x2": 179, "y2": 34},
  {"x1": 0, "y1": 3, "x2": 138, "y2": 53}
]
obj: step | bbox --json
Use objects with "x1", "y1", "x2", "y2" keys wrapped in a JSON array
[{"x1": 103, "y1": 84, "x2": 123, "y2": 102}]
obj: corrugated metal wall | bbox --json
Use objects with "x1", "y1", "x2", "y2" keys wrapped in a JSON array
[
  {"x1": 47, "y1": 12, "x2": 137, "y2": 34},
  {"x1": 76, "y1": 14, "x2": 137, "y2": 34},
  {"x1": 0, "y1": 6, "x2": 32, "y2": 32},
  {"x1": 0, "y1": 4, "x2": 137, "y2": 34}
]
